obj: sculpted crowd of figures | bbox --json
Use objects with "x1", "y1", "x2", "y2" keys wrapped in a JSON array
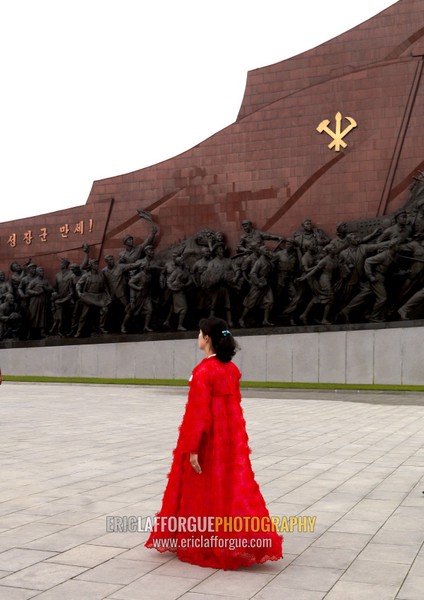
[{"x1": 2, "y1": 191, "x2": 424, "y2": 340}]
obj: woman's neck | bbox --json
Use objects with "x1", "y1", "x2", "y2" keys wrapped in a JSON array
[{"x1": 204, "y1": 346, "x2": 215, "y2": 358}]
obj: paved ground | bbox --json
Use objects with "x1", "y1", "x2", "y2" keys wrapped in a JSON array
[{"x1": 0, "y1": 382, "x2": 424, "y2": 600}]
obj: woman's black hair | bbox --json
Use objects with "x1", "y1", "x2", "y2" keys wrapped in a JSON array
[{"x1": 199, "y1": 317, "x2": 238, "y2": 363}]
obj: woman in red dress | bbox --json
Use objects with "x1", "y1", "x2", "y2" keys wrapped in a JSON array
[{"x1": 145, "y1": 317, "x2": 283, "y2": 570}]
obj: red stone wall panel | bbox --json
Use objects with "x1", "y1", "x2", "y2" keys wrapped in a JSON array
[
  {"x1": 238, "y1": 0, "x2": 421, "y2": 119},
  {"x1": 1, "y1": 0, "x2": 423, "y2": 278}
]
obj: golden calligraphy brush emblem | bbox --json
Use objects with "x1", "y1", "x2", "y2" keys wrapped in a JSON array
[{"x1": 316, "y1": 112, "x2": 357, "y2": 151}]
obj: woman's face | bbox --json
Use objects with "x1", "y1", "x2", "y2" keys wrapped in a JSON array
[{"x1": 198, "y1": 330, "x2": 209, "y2": 351}]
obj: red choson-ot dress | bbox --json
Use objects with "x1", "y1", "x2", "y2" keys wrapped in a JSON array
[{"x1": 145, "y1": 355, "x2": 283, "y2": 570}]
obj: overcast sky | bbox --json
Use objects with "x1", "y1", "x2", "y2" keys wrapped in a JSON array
[{"x1": 0, "y1": 0, "x2": 396, "y2": 223}]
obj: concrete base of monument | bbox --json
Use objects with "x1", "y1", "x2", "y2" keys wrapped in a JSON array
[{"x1": 0, "y1": 320, "x2": 423, "y2": 386}]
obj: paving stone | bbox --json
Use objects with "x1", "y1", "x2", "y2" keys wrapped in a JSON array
[
  {"x1": 76, "y1": 557, "x2": 160, "y2": 584},
  {"x1": 311, "y1": 532, "x2": 372, "y2": 551},
  {"x1": 324, "y1": 581, "x2": 400, "y2": 599},
  {"x1": 269, "y1": 565, "x2": 344, "y2": 592},
  {"x1": 0, "y1": 562, "x2": 87, "y2": 591},
  {"x1": 397, "y1": 574, "x2": 424, "y2": 600},
  {"x1": 357, "y1": 542, "x2": 420, "y2": 564},
  {"x1": 25, "y1": 579, "x2": 121, "y2": 599},
  {"x1": 179, "y1": 594, "x2": 253, "y2": 600},
  {"x1": 340, "y1": 559, "x2": 409, "y2": 587},
  {"x1": 46, "y1": 543, "x2": 125, "y2": 567},
  {"x1": 190, "y1": 570, "x2": 275, "y2": 597},
  {"x1": 0, "y1": 549, "x2": 56, "y2": 571},
  {"x1": 108, "y1": 573, "x2": 200, "y2": 599},
  {"x1": 0, "y1": 587, "x2": 40, "y2": 599},
  {"x1": 1, "y1": 382, "x2": 424, "y2": 600},
  {"x1": 150, "y1": 557, "x2": 216, "y2": 579},
  {"x1": 254, "y1": 589, "x2": 325, "y2": 600},
  {"x1": 293, "y1": 546, "x2": 359, "y2": 569}
]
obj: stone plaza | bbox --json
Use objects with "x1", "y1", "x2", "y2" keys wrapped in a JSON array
[{"x1": 0, "y1": 381, "x2": 423, "y2": 599}]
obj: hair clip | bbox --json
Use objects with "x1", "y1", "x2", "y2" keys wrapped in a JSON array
[{"x1": 222, "y1": 329, "x2": 230, "y2": 336}]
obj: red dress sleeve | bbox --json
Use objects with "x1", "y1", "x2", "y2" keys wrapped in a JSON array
[{"x1": 177, "y1": 361, "x2": 212, "y2": 454}]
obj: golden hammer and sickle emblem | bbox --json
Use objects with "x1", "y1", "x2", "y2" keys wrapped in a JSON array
[{"x1": 316, "y1": 112, "x2": 357, "y2": 151}]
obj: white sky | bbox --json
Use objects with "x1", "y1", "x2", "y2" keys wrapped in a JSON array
[{"x1": 0, "y1": 0, "x2": 396, "y2": 223}]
